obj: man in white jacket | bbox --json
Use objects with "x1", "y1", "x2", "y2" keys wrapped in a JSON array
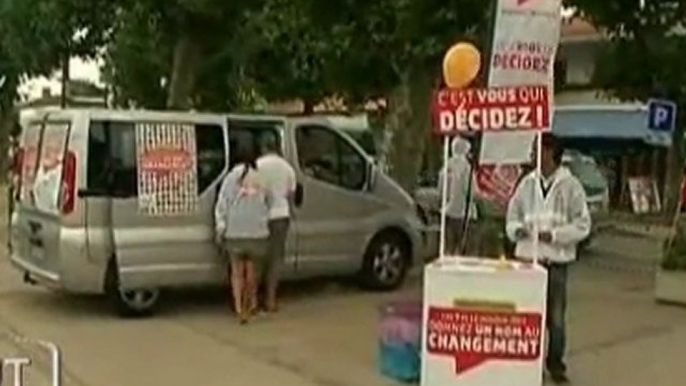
[
  {"x1": 506, "y1": 134, "x2": 590, "y2": 384},
  {"x1": 438, "y1": 137, "x2": 477, "y2": 255}
]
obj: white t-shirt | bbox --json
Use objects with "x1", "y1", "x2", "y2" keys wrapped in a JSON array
[{"x1": 257, "y1": 154, "x2": 297, "y2": 219}]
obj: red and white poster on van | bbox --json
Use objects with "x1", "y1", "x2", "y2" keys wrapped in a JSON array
[
  {"x1": 20, "y1": 130, "x2": 40, "y2": 202},
  {"x1": 136, "y1": 123, "x2": 198, "y2": 216}
]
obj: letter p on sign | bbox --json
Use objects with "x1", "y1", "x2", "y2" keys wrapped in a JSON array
[{"x1": 648, "y1": 99, "x2": 677, "y2": 133}]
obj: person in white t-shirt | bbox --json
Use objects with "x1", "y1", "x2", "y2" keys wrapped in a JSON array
[{"x1": 257, "y1": 135, "x2": 296, "y2": 312}]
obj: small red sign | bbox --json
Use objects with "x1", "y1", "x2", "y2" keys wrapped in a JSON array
[
  {"x1": 475, "y1": 164, "x2": 522, "y2": 211},
  {"x1": 139, "y1": 148, "x2": 193, "y2": 175},
  {"x1": 426, "y1": 306, "x2": 543, "y2": 375},
  {"x1": 432, "y1": 85, "x2": 550, "y2": 134}
]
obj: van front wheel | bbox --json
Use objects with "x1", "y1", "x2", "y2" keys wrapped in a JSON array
[
  {"x1": 105, "y1": 260, "x2": 160, "y2": 317},
  {"x1": 361, "y1": 231, "x2": 411, "y2": 291}
]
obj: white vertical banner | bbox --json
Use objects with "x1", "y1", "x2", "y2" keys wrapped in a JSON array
[{"x1": 476, "y1": 0, "x2": 562, "y2": 210}]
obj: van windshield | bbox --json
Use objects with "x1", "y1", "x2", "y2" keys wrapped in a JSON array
[
  {"x1": 20, "y1": 121, "x2": 71, "y2": 214},
  {"x1": 341, "y1": 129, "x2": 377, "y2": 158}
]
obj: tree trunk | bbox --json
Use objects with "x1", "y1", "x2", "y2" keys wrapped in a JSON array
[
  {"x1": 0, "y1": 76, "x2": 18, "y2": 184},
  {"x1": 664, "y1": 108, "x2": 685, "y2": 217},
  {"x1": 167, "y1": 32, "x2": 202, "y2": 110},
  {"x1": 303, "y1": 99, "x2": 315, "y2": 114},
  {"x1": 60, "y1": 50, "x2": 70, "y2": 108},
  {"x1": 384, "y1": 64, "x2": 433, "y2": 193}
]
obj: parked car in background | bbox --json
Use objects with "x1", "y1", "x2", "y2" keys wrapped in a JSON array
[
  {"x1": 561, "y1": 150, "x2": 610, "y2": 250},
  {"x1": 562, "y1": 150, "x2": 610, "y2": 215},
  {"x1": 413, "y1": 149, "x2": 609, "y2": 253}
]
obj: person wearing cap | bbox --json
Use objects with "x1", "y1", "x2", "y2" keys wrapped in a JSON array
[
  {"x1": 505, "y1": 134, "x2": 591, "y2": 384},
  {"x1": 438, "y1": 136, "x2": 478, "y2": 255}
]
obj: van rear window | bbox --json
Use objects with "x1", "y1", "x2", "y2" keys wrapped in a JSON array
[
  {"x1": 19, "y1": 121, "x2": 71, "y2": 214},
  {"x1": 19, "y1": 124, "x2": 41, "y2": 202}
]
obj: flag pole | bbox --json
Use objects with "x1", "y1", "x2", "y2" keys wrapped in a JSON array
[
  {"x1": 439, "y1": 136, "x2": 451, "y2": 259},
  {"x1": 533, "y1": 131, "x2": 543, "y2": 265}
]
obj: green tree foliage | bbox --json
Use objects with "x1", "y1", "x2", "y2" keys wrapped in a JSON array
[
  {"x1": 102, "y1": 0, "x2": 489, "y2": 188},
  {"x1": 324, "y1": 0, "x2": 487, "y2": 190},
  {"x1": 101, "y1": 2, "x2": 172, "y2": 109},
  {"x1": 567, "y1": 0, "x2": 686, "y2": 215},
  {"x1": 0, "y1": 0, "x2": 115, "y2": 75},
  {"x1": 102, "y1": 0, "x2": 266, "y2": 111}
]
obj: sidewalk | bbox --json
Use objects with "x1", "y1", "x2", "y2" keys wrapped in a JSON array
[
  {"x1": 569, "y1": 223, "x2": 686, "y2": 386},
  {"x1": 0, "y1": 331, "x2": 54, "y2": 386}
]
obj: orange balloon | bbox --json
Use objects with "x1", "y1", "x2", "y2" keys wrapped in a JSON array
[{"x1": 442, "y1": 42, "x2": 481, "y2": 89}]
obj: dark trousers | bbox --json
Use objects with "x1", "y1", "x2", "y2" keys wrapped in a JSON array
[
  {"x1": 545, "y1": 263, "x2": 569, "y2": 374},
  {"x1": 445, "y1": 217, "x2": 467, "y2": 255},
  {"x1": 265, "y1": 218, "x2": 290, "y2": 282}
]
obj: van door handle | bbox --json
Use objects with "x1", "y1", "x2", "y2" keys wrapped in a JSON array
[
  {"x1": 28, "y1": 220, "x2": 41, "y2": 234},
  {"x1": 78, "y1": 188, "x2": 106, "y2": 197}
]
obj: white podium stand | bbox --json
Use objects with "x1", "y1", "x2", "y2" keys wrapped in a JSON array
[{"x1": 421, "y1": 257, "x2": 547, "y2": 386}]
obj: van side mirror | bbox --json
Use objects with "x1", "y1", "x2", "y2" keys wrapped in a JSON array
[{"x1": 294, "y1": 183, "x2": 304, "y2": 207}]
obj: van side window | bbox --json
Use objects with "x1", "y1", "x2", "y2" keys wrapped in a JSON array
[
  {"x1": 88, "y1": 121, "x2": 138, "y2": 197},
  {"x1": 89, "y1": 121, "x2": 226, "y2": 197},
  {"x1": 296, "y1": 125, "x2": 367, "y2": 191},
  {"x1": 227, "y1": 122, "x2": 281, "y2": 168},
  {"x1": 195, "y1": 124, "x2": 226, "y2": 194},
  {"x1": 87, "y1": 121, "x2": 109, "y2": 192}
]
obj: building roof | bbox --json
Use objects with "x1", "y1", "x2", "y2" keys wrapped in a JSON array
[{"x1": 553, "y1": 105, "x2": 671, "y2": 147}]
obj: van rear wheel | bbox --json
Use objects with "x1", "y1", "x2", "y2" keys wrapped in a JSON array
[
  {"x1": 361, "y1": 231, "x2": 411, "y2": 291},
  {"x1": 105, "y1": 259, "x2": 160, "y2": 317}
]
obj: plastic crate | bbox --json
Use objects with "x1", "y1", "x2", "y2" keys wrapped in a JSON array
[{"x1": 378, "y1": 300, "x2": 422, "y2": 383}]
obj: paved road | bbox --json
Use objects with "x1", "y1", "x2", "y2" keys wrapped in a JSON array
[{"x1": 1, "y1": 215, "x2": 685, "y2": 385}]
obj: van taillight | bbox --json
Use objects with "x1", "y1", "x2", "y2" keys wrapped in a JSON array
[{"x1": 60, "y1": 151, "x2": 77, "y2": 215}]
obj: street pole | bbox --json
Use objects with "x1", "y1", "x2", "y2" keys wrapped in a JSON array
[{"x1": 458, "y1": 0, "x2": 498, "y2": 256}]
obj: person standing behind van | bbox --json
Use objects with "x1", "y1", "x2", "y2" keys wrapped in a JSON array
[
  {"x1": 215, "y1": 146, "x2": 271, "y2": 324},
  {"x1": 438, "y1": 137, "x2": 477, "y2": 255},
  {"x1": 257, "y1": 135, "x2": 296, "y2": 313}
]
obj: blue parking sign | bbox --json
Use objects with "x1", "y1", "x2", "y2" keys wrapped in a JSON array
[{"x1": 648, "y1": 99, "x2": 677, "y2": 132}]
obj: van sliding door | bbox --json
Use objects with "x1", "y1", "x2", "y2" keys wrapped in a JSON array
[{"x1": 106, "y1": 120, "x2": 228, "y2": 290}]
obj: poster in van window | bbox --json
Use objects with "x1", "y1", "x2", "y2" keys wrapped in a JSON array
[
  {"x1": 33, "y1": 123, "x2": 70, "y2": 214},
  {"x1": 20, "y1": 127, "x2": 41, "y2": 202},
  {"x1": 136, "y1": 123, "x2": 198, "y2": 216}
]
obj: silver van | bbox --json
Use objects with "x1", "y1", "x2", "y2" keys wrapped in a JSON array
[{"x1": 10, "y1": 109, "x2": 429, "y2": 316}]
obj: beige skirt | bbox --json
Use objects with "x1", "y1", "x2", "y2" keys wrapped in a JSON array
[{"x1": 223, "y1": 238, "x2": 268, "y2": 262}]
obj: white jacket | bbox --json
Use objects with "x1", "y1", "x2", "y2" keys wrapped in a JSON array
[
  {"x1": 438, "y1": 137, "x2": 477, "y2": 220},
  {"x1": 214, "y1": 165, "x2": 271, "y2": 240},
  {"x1": 506, "y1": 166, "x2": 591, "y2": 263}
]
